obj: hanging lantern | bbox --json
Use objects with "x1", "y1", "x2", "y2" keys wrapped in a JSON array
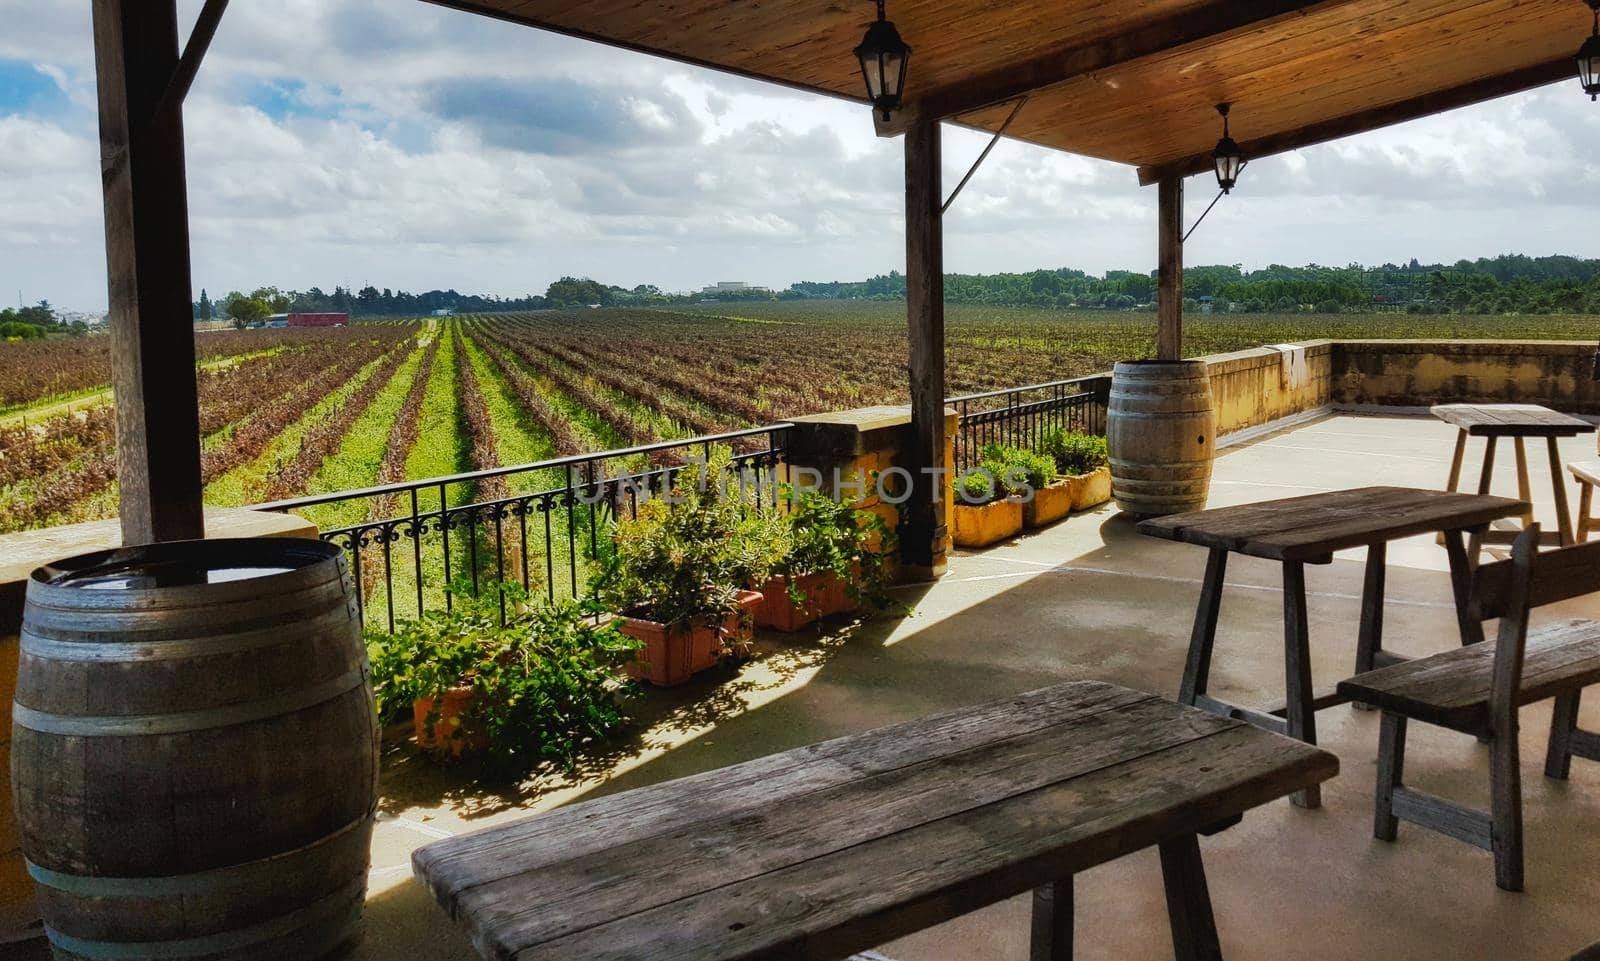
[
  {"x1": 1212, "y1": 103, "x2": 1243, "y2": 194},
  {"x1": 855, "y1": 0, "x2": 912, "y2": 121},
  {"x1": 1579, "y1": 0, "x2": 1600, "y2": 99}
]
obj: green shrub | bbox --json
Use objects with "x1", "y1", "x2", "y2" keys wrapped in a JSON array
[
  {"x1": 590, "y1": 447, "x2": 777, "y2": 628},
  {"x1": 1042, "y1": 429, "x2": 1108, "y2": 476},
  {"x1": 978, "y1": 443, "x2": 1056, "y2": 493},
  {"x1": 365, "y1": 580, "x2": 641, "y2": 776},
  {"x1": 773, "y1": 484, "x2": 896, "y2": 609}
]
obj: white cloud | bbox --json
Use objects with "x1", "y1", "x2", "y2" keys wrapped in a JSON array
[{"x1": 4, "y1": 0, "x2": 1600, "y2": 311}]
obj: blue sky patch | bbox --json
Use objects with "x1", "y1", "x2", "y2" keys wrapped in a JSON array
[
  {"x1": 0, "y1": 59, "x2": 67, "y2": 117},
  {"x1": 244, "y1": 79, "x2": 343, "y2": 121}
]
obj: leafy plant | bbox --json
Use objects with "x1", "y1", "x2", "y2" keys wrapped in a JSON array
[
  {"x1": 1042, "y1": 429, "x2": 1108, "y2": 476},
  {"x1": 589, "y1": 447, "x2": 774, "y2": 627},
  {"x1": 365, "y1": 580, "x2": 641, "y2": 775},
  {"x1": 770, "y1": 484, "x2": 897, "y2": 609},
  {"x1": 975, "y1": 443, "x2": 1056, "y2": 498}
]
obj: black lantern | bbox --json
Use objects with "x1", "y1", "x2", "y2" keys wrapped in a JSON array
[
  {"x1": 1212, "y1": 103, "x2": 1243, "y2": 194},
  {"x1": 1579, "y1": 0, "x2": 1600, "y2": 99},
  {"x1": 855, "y1": 0, "x2": 911, "y2": 121}
]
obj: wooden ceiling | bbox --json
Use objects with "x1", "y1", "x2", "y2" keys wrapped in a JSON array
[{"x1": 425, "y1": 0, "x2": 1587, "y2": 182}]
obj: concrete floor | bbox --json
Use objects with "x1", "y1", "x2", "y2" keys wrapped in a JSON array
[{"x1": 23, "y1": 413, "x2": 1600, "y2": 960}]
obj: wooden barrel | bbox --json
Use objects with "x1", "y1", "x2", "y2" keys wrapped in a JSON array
[
  {"x1": 1107, "y1": 360, "x2": 1217, "y2": 517},
  {"x1": 10, "y1": 538, "x2": 377, "y2": 961}
]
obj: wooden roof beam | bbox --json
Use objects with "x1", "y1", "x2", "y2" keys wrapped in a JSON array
[
  {"x1": 1136, "y1": 57, "x2": 1576, "y2": 186},
  {"x1": 877, "y1": 0, "x2": 1356, "y2": 138}
]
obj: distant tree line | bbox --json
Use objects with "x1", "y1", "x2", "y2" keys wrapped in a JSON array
[
  {"x1": 191, "y1": 253, "x2": 1600, "y2": 322},
  {"x1": 0, "y1": 301, "x2": 87, "y2": 340},
  {"x1": 786, "y1": 255, "x2": 1600, "y2": 315}
]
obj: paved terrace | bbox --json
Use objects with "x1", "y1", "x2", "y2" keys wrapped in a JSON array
[{"x1": 28, "y1": 413, "x2": 1583, "y2": 961}]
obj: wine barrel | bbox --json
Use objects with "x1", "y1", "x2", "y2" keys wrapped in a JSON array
[
  {"x1": 1107, "y1": 360, "x2": 1217, "y2": 517},
  {"x1": 10, "y1": 538, "x2": 377, "y2": 961}
]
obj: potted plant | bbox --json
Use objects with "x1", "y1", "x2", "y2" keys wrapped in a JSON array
[
  {"x1": 951, "y1": 444, "x2": 1038, "y2": 548},
  {"x1": 365, "y1": 581, "x2": 641, "y2": 774},
  {"x1": 591, "y1": 450, "x2": 766, "y2": 685},
  {"x1": 755, "y1": 486, "x2": 896, "y2": 632},
  {"x1": 1044, "y1": 429, "x2": 1112, "y2": 511}
]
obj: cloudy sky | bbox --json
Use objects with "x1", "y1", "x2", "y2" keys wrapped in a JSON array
[{"x1": 4, "y1": 1, "x2": 1600, "y2": 311}]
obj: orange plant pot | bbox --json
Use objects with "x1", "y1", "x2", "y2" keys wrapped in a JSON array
[
  {"x1": 952, "y1": 498, "x2": 1024, "y2": 548},
  {"x1": 756, "y1": 572, "x2": 858, "y2": 632},
  {"x1": 1023, "y1": 476, "x2": 1084, "y2": 529},
  {"x1": 620, "y1": 590, "x2": 762, "y2": 686},
  {"x1": 413, "y1": 685, "x2": 489, "y2": 757}
]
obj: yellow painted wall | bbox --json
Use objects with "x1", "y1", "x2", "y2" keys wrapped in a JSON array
[{"x1": 1200, "y1": 341, "x2": 1335, "y2": 436}]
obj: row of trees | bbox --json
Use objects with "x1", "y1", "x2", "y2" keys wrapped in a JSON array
[{"x1": 189, "y1": 253, "x2": 1600, "y2": 323}]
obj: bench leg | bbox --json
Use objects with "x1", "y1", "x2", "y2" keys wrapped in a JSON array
[
  {"x1": 1546, "y1": 690, "x2": 1581, "y2": 781},
  {"x1": 1178, "y1": 548, "x2": 1228, "y2": 707},
  {"x1": 1353, "y1": 543, "x2": 1386, "y2": 711},
  {"x1": 1375, "y1": 712, "x2": 1407, "y2": 842},
  {"x1": 1283, "y1": 561, "x2": 1320, "y2": 809},
  {"x1": 1159, "y1": 834, "x2": 1223, "y2": 961},
  {"x1": 1029, "y1": 878, "x2": 1072, "y2": 961},
  {"x1": 1578, "y1": 481, "x2": 1595, "y2": 544},
  {"x1": 1489, "y1": 727, "x2": 1525, "y2": 892}
]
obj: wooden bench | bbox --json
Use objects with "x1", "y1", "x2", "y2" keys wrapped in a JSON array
[
  {"x1": 412, "y1": 681, "x2": 1337, "y2": 961},
  {"x1": 1569, "y1": 461, "x2": 1600, "y2": 542},
  {"x1": 1338, "y1": 526, "x2": 1600, "y2": 891}
]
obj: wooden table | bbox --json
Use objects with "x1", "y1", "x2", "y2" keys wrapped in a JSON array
[
  {"x1": 1137, "y1": 486, "x2": 1526, "y2": 809},
  {"x1": 1433, "y1": 403, "x2": 1595, "y2": 548},
  {"x1": 412, "y1": 682, "x2": 1336, "y2": 961}
]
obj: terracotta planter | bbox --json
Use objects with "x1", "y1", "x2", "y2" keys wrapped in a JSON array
[
  {"x1": 756, "y1": 571, "x2": 859, "y2": 632},
  {"x1": 1071, "y1": 465, "x2": 1112, "y2": 511},
  {"x1": 413, "y1": 685, "x2": 489, "y2": 757},
  {"x1": 1023, "y1": 476, "x2": 1084, "y2": 529},
  {"x1": 620, "y1": 589, "x2": 763, "y2": 686},
  {"x1": 952, "y1": 498, "x2": 1024, "y2": 548}
]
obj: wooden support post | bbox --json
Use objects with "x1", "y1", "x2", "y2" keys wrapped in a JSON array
[
  {"x1": 93, "y1": 0, "x2": 205, "y2": 544},
  {"x1": 1156, "y1": 176, "x2": 1184, "y2": 361},
  {"x1": 902, "y1": 121, "x2": 947, "y2": 576}
]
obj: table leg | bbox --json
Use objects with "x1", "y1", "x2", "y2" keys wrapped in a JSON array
[
  {"x1": 1548, "y1": 436, "x2": 1575, "y2": 546},
  {"x1": 1178, "y1": 548, "x2": 1228, "y2": 706},
  {"x1": 1514, "y1": 438, "x2": 1534, "y2": 528},
  {"x1": 1282, "y1": 561, "x2": 1320, "y2": 809},
  {"x1": 1442, "y1": 528, "x2": 1486, "y2": 647},
  {"x1": 1159, "y1": 834, "x2": 1223, "y2": 961},
  {"x1": 1030, "y1": 878, "x2": 1073, "y2": 961},
  {"x1": 1465, "y1": 438, "x2": 1498, "y2": 560},
  {"x1": 1352, "y1": 542, "x2": 1386, "y2": 710},
  {"x1": 1446, "y1": 429, "x2": 1467, "y2": 493}
]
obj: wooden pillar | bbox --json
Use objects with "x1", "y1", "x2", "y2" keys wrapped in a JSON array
[
  {"x1": 902, "y1": 122, "x2": 947, "y2": 576},
  {"x1": 93, "y1": 0, "x2": 205, "y2": 544},
  {"x1": 1156, "y1": 176, "x2": 1184, "y2": 361}
]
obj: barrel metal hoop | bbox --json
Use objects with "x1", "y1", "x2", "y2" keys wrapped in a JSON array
[
  {"x1": 23, "y1": 811, "x2": 375, "y2": 898},
  {"x1": 20, "y1": 603, "x2": 358, "y2": 663},
  {"x1": 13, "y1": 670, "x2": 366, "y2": 737},
  {"x1": 39, "y1": 876, "x2": 365, "y2": 961}
]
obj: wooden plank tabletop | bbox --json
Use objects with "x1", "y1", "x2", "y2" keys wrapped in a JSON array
[
  {"x1": 1136, "y1": 486, "x2": 1528, "y2": 561},
  {"x1": 412, "y1": 682, "x2": 1336, "y2": 961},
  {"x1": 1431, "y1": 403, "x2": 1596, "y2": 437}
]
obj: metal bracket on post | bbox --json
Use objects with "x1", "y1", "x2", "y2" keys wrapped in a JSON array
[
  {"x1": 941, "y1": 95, "x2": 1028, "y2": 215},
  {"x1": 1181, "y1": 161, "x2": 1246, "y2": 244}
]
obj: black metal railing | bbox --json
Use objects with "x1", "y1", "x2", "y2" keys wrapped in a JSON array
[
  {"x1": 949, "y1": 374, "x2": 1111, "y2": 472},
  {"x1": 253, "y1": 425, "x2": 791, "y2": 631}
]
